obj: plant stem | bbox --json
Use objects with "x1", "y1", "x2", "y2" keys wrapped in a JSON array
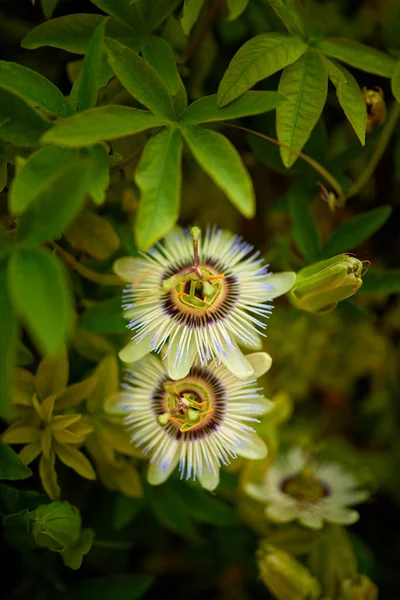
[
  {"x1": 53, "y1": 244, "x2": 124, "y2": 286},
  {"x1": 346, "y1": 102, "x2": 400, "y2": 200},
  {"x1": 219, "y1": 122, "x2": 346, "y2": 204},
  {"x1": 183, "y1": 0, "x2": 224, "y2": 63}
]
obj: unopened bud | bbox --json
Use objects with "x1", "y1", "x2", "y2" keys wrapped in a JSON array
[
  {"x1": 339, "y1": 575, "x2": 378, "y2": 600},
  {"x1": 290, "y1": 255, "x2": 365, "y2": 313},
  {"x1": 363, "y1": 87, "x2": 386, "y2": 133},
  {"x1": 257, "y1": 542, "x2": 320, "y2": 600},
  {"x1": 30, "y1": 501, "x2": 81, "y2": 551}
]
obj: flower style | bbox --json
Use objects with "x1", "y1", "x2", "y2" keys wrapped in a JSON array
[
  {"x1": 114, "y1": 227, "x2": 295, "y2": 380},
  {"x1": 245, "y1": 447, "x2": 369, "y2": 530},
  {"x1": 118, "y1": 351, "x2": 274, "y2": 491}
]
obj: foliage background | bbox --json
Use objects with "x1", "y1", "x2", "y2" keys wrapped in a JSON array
[{"x1": 1, "y1": 0, "x2": 400, "y2": 598}]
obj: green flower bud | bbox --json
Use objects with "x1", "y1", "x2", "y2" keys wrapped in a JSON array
[
  {"x1": 290, "y1": 255, "x2": 365, "y2": 313},
  {"x1": 30, "y1": 501, "x2": 81, "y2": 551},
  {"x1": 339, "y1": 575, "x2": 379, "y2": 600},
  {"x1": 257, "y1": 542, "x2": 321, "y2": 600}
]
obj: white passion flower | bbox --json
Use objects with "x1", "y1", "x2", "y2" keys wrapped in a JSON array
[
  {"x1": 245, "y1": 447, "x2": 369, "y2": 530},
  {"x1": 114, "y1": 227, "x2": 295, "y2": 380},
  {"x1": 118, "y1": 351, "x2": 273, "y2": 491}
]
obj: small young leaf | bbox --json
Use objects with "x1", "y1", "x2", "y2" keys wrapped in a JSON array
[
  {"x1": 41, "y1": 0, "x2": 60, "y2": 19},
  {"x1": 39, "y1": 453, "x2": 60, "y2": 499},
  {"x1": 181, "y1": 125, "x2": 255, "y2": 218},
  {"x1": 54, "y1": 444, "x2": 96, "y2": 480},
  {"x1": 36, "y1": 347, "x2": 69, "y2": 399},
  {"x1": 179, "y1": 91, "x2": 283, "y2": 124},
  {"x1": 62, "y1": 528, "x2": 95, "y2": 570},
  {"x1": 391, "y1": 59, "x2": 400, "y2": 102},
  {"x1": 42, "y1": 105, "x2": 167, "y2": 147},
  {"x1": 0, "y1": 265, "x2": 17, "y2": 420},
  {"x1": 227, "y1": 0, "x2": 249, "y2": 21},
  {"x1": 74, "y1": 575, "x2": 154, "y2": 600},
  {"x1": 0, "y1": 440, "x2": 32, "y2": 481},
  {"x1": 85, "y1": 144, "x2": 110, "y2": 205},
  {"x1": 79, "y1": 296, "x2": 126, "y2": 334},
  {"x1": 135, "y1": 127, "x2": 183, "y2": 251},
  {"x1": 7, "y1": 248, "x2": 74, "y2": 355},
  {"x1": 267, "y1": 0, "x2": 308, "y2": 38},
  {"x1": 181, "y1": 0, "x2": 204, "y2": 35},
  {"x1": 15, "y1": 158, "x2": 93, "y2": 245},
  {"x1": 0, "y1": 87, "x2": 51, "y2": 147},
  {"x1": 106, "y1": 39, "x2": 175, "y2": 119},
  {"x1": 358, "y1": 269, "x2": 400, "y2": 295},
  {"x1": 325, "y1": 59, "x2": 367, "y2": 146},
  {"x1": 277, "y1": 50, "x2": 328, "y2": 168},
  {"x1": 72, "y1": 18, "x2": 107, "y2": 112},
  {"x1": 64, "y1": 209, "x2": 120, "y2": 260},
  {"x1": 289, "y1": 195, "x2": 321, "y2": 262},
  {"x1": 91, "y1": 0, "x2": 180, "y2": 36},
  {"x1": 0, "y1": 61, "x2": 73, "y2": 117},
  {"x1": 319, "y1": 206, "x2": 392, "y2": 259},
  {"x1": 141, "y1": 36, "x2": 177, "y2": 95},
  {"x1": 315, "y1": 38, "x2": 396, "y2": 78},
  {"x1": 217, "y1": 33, "x2": 308, "y2": 107},
  {"x1": 172, "y1": 74, "x2": 189, "y2": 117}
]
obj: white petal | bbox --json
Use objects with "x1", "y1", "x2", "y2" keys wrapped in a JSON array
[
  {"x1": 265, "y1": 503, "x2": 297, "y2": 523},
  {"x1": 266, "y1": 272, "x2": 296, "y2": 298},
  {"x1": 113, "y1": 257, "x2": 137, "y2": 282},
  {"x1": 119, "y1": 333, "x2": 153, "y2": 363},
  {"x1": 323, "y1": 506, "x2": 360, "y2": 526},
  {"x1": 219, "y1": 341, "x2": 255, "y2": 380},
  {"x1": 245, "y1": 483, "x2": 268, "y2": 504},
  {"x1": 237, "y1": 334, "x2": 263, "y2": 351},
  {"x1": 167, "y1": 335, "x2": 196, "y2": 380},
  {"x1": 198, "y1": 467, "x2": 220, "y2": 491},
  {"x1": 147, "y1": 450, "x2": 180, "y2": 486},
  {"x1": 237, "y1": 432, "x2": 267, "y2": 460},
  {"x1": 246, "y1": 352, "x2": 272, "y2": 378},
  {"x1": 298, "y1": 512, "x2": 324, "y2": 530}
]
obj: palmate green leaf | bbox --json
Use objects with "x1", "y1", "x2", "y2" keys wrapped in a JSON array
[
  {"x1": 0, "y1": 440, "x2": 32, "y2": 480},
  {"x1": 267, "y1": 0, "x2": 308, "y2": 38},
  {"x1": 0, "y1": 87, "x2": 51, "y2": 147},
  {"x1": 74, "y1": 575, "x2": 154, "y2": 600},
  {"x1": 227, "y1": 0, "x2": 249, "y2": 21},
  {"x1": 181, "y1": 0, "x2": 204, "y2": 35},
  {"x1": 42, "y1": 105, "x2": 167, "y2": 147},
  {"x1": 21, "y1": 14, "x2": 140, "y2": 54},
  {"x1": 391, "y1": 59, "x2": 400, "y2": 102},
  {"x1": 41, "y1": 0, "x2": 60, "y2": 20},
  {"x1": 181, "y1": 125, "x2": 255, "y2": 218},
  {"x1": 359, "y1": 269, "x2": 400, "y2": 295},
  {"x1": 289, "y1": 195, "x2": 321, "y2": 262},
  {"x1": 315, "y1": 38, "x2": 396, "y2": 78},
  {"x1": 135, "y1": 127, "x2": 182, "y2": 251},
  {"x1": 179, "y1": 91, "x2": 283, "y2": 124},
  {"x1": 7, "y1": 248, "x2": 74, "y2": 355},
  {"x1": 141, "y1": 36, "x2": 177, "y2": 96},
  {"x1": 91, "y1": 0, "x2": 180, "y2": 36},
  {"x1": 319, "y1": 206, "x2": 392, "y2": 259},
  {"x1": 277, "y1": 50, "x2": 328, "y2": 168},
  {"x1": 15, "y1": 158, "x2": 93, "y2": 245},
  {"x1": 0, "y1": 264, "x2": 17, "y2": 420},
  {"x1": 217, "y1": 33, "x2": 308, "y2": 107},
  {"x1": 72, "y1": 18, "x2": 107, "y2": 112},
  {"x1": 0, "y1": 61, "x2": 73, "y2": 117},
  {"x1": 106, "y1": 39, "x2": 174, "y2": 119},
  {"x1": 79, "y1": 296, "x2": 126, "y2": 334},
  {"x1": 325, "y1": 59, "x2": 366, "y2": 146}
]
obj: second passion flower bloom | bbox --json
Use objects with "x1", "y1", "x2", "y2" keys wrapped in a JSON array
[
  {"x1": 114, "y1": 227, "x2": 295, "y2": 380},
  {"x1": 116, "y1": 352, "x2": 273, "y2": 491}
]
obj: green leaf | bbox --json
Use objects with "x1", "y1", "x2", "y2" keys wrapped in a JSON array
[
  {"x1": 179, "y1": 91, "x2": 283, "y2": 124},
  {"x1": 0, "y1": 87, "x2": 51, "y2": 147},
  {"x1": 21, "y1": 14, "x2": 139, "y2": 54},
  {"x1": 217, "y1": 33, "x2": 308, "y2": 107},
  {"x1": 41, "y1": 0, "x2": 60, "y2": 19},
  {"x1": 289, "y1": 195, "x2": 320, "y2": 262},
  {"x1": 106, "y1": 39, "x2": 174, "y2": 119},
  {"x1": 7, "y1": 248, "x2": 74, "y2": 355},
  {"x1": 64, "y1": 209, "x2": 119, "y2": 260},
  {"x1": 319, "y1": 206, "x2": 392, "y2": 259},
  {"x1": 134, "y1": 127, "x2": 183, "y2": 251},
  {"x1": 267, "y1": 0, "x2": 308, "y2": 38},
  {"x1": 173, "y1": 74, "x2": 189, "y2": 117},
  {"x1": 72, "y1": 18, "x2": 107, "y2": 112},
  {"x1": 141, "y1": 36, "x2": 177, "y2": 95},
  {"x1": 315, "y1": 38, "x2": 396, "y2": 78},
  {"x1": 0, "y1": 440, "x2": 32, "y2": 480},
  {"x1": 181, "y1": 125, "x2": 255, "y2": 218},
  {"x1": 277, "y1": 50, "x2": 328, "y2": 168},
  {"x1": 181, "y1": 0, "x2": 204, "y2": 36},
  {"x1": 74, "y1": 575, "x2": 154, "y2": 600},
  {"x1": 0, "y1": 158, "x2": 6, "y2": 193},
  {"x1": 15, "y1": 158, "x2": 93, "y2": 245},
  {"x1": 145, "y1": 483, "x2": 199, "y2": 541},
  {"x1": 227, "y1": 0, "x2": 249, "y2": 21},
  {"x1": 177, "y1": 484, "x2": 240, "y2": 526},
  {"x1": 92, "y1": 0, "x2": 180, "y2": 36},
  {"x1": 113, "y1": 495, "x2": 142, "y2": 530},
  {"x1": 79, "y1": 296, "x2": 126, "y2": 334},
  {"x1": 0, "y1": 484, "x2": 45, "y2": 513},
  {"x1": 0, "y1": 61, "x2": 73, "y2": 117},
  {"x1": 359, "y1": 269, "x2": 400, "y2": 295},
  {"x1": 85, "y1": 144, "x2": 111, "y2": 205},
  {"x1": 0, "y1": 265, "x2": 17, "y2": 420},
  {"x1": 325, "y1": 59, "x2": 367, "y2": 146},
  {"x1": 42, "y1": 105, "x2": 167, "y2": 147},
  {"x1": 62, "y1": 528, "x2": 95, "y2": 570},
  {"x1": 391, "y1": 59, "x2": 400, "y2": 102}
]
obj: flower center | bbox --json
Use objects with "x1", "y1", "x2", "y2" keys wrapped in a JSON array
[
  {"x1": 281, "y1": 468, "x2": 329, "y2": 503},
  {"x1": 158, "y1": 379, "x2": 214, "y2": 432}
]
